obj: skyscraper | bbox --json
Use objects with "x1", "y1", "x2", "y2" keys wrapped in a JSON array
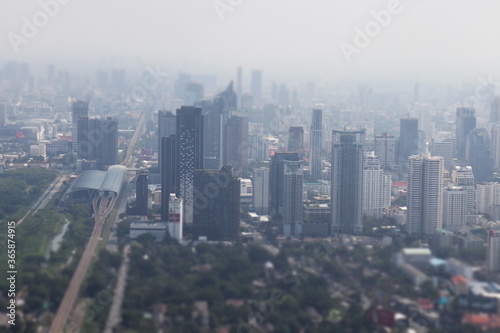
[
  {"x1": 135, "y1": 170, "x2": 149, "y2": 216},
  {"x1": 491, "y1": 124, "x2": 500, "y2": 171},
  {"x1": 161, "y1": 135, "x2": 179, "y2": 221},
  {"x1": 202, "y1": 82, "x2": 237, "y2": 169},
  {"x1": 407, "y1": 153, "x2": 444, "y2": 235},
  {"x1": 283, "y1": 160, "x2": 303, "y2": 237},
  {"x1": 443, "y1": 186, "x2": 467, "y2": 232},
  {"x1": 177, "y1": 106, "x2": 204, "y2": 224},
  {"x1": 270, "y1": 152, "x2": 299, "y2": 219},
  {"x1": 374, "y1": 133, "x2": 396, "y2": 170},
  {"x1": 398, "y1": 117, "x2": 419, "y2": 165},
  {"x1": 431, "y1": 140, "x2": 453, "y2": 171},
  {"x1": 288, "y1": 127, "x2": 304, "y2": 157},
  {"x1": 487, "y1": 230, "x2": 500, "y2": 273},
  {"x1": 193, "y1": 166, "x2": 240, "y2": 241},
  {"x1": 310, "y1": 109, "x2": 323, "y2": 179},
  {"x1": 456, "y1": 107, "x2": 476, "y2": 159},
  {"x1": 362, "y1": 151, "x2": 391, "y2": 218},
  {"x1": 224, "y1": 112, "x2": 248, "y2": 177},
  {"x1": 331, "y1": 129, "x2": 365, "y2": 235},
  {"x1": 157, "y1": 110, "x2": 176, "y2": 167},
  {"x1": 237, "y1": 67, "x2": 243, "y2": 108},
  {"x1": 77, "y1": 117, "x2": 118, "y2": 170},
  {"x1": 253, "y1": 167, "x2": 269, "y2": 215},
  {"x1": 251, "y1": 70, "x2": 262, "y2": 105},
  {"x1": 72, "y1": 100, "x2": 89, "y2": 153},
  {"x1": 466, "y1": 128, "x2": 493, "y2": 182}
]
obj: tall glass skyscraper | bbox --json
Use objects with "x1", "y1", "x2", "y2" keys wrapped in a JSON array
[{"x1": 331, "y1": 129, "x2": 365, "y2": 235}]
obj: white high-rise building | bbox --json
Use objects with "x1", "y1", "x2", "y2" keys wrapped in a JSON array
[
  {"x1": 487, "y1": 230, "x2": 500, "y2": 273},
  {"x1": 476, "y1": 182, "x2": 500, "y2": 214},
  {"x1": 283, "y1": 161, "x2": 303, "y2": 237},
  {"x1": 491, "y1": 124, "x2": 500, "y2": 171},
  {"x1": 451, "y1": 166, "x2": 475, "y2": 214},
  {"x1": 253, "y1": 168, "x2": 269, "y2": 215},
  {"x1": 362, "y1": 151, "x2": 391, "y2": 218},
  {"x1": 167, "y1": 194, "x2": 183, "y2": 241},
  {"x1": 443, "y1": 186, "x2": 467, "y2": 232},
  {"x1": 407, "y1": 153, "x2": 444, "y2": 235}
]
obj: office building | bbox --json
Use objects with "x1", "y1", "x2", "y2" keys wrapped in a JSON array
[
  {"x1": 253, "y1": 168, "x2": 269, "y2": 215},
  {"x1": 398, "y1": 117, "x2": 419, "y2": 164},
  {"x1": 487, "y1": 230, "x2": 500, "y2": 273},
  {"x1": 310, "y1": 109, "x2": 323, "y2": 179},
  {"x1": 224, "y1": 112, "x2": 248, "y2": 177},
  {"x1": 135, "y1": 170, "x2": 149, "y2": 216},
  {"x1": 331, "y1": 129, "x2": 365, "y2": 235},
  {"x1": 443, "y1": 186, "x2": 467, "y2": 232},
  {"x1": 236, "y1": 67, "x2": 243, "y2": 107},
  {"x1": 362, "y1": 151, "x2": 391, "y2": 218},
  {"x1": 71, "y1": 100, "x2": 89, "y2": 153},
  {"x1": 177, "y1": 106, "x2": 204, "y2": 224},
  {"x1": 161, "y1": 135, "x2": 179, "y2": 221},
  {"x1": 456, "y1": 107, "x2": 476, "y2": 159},
  {"x1": 77, "y1": 117, "x2": 118, "y2": 170},
  {"x1": 407, "y1": 153, "x2": 444, "y2": 235},
  {"x1": 270, "y1": 152, "x2": 299, "y2": 219},
  {"x1": 202, "y1": 82, "x2": 237, "y2": 169},
  {"x1": 288, "y1": 126, "x2": 304, "y2": 157},
  {"x1": 374, "y1": 133, "x2": 396, "y2": 170},
  {"x1": 193, "y1": 166, "x2": 240, "y2": 241},
  {"x1": 157, "y1": 110, "x2": 176, "y2": 166},
  {"x1": 466, "y1": 128, "x2": 493, "y2": 182},
  {"x1": 431, "y1": 140, "x2": 453, "y2": 171},
  {"x1": 491, "y1": 124, "x2": 500, "y2": 171},
  {"x1": 283, "y1": 160, "x2": 304, "y2": 237}
]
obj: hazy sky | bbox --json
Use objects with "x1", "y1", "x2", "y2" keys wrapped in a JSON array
[{"x1": 2, "y1": 0, "x2": 500, "y2": 82}]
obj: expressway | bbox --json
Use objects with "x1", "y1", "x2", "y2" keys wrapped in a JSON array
[
  {"x1": 49, "y1": 112, "x2": 144, "y2": 332},
  {"x1": 17, "y1": 172, "x2": 67, "y2": 226},
  {"x1": 49, "y1": 195, "x2": 115, "y2": 333}
]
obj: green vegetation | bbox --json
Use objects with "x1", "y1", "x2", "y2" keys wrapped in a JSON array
[
  {"x1": 118, "y1": 238, "x2": 375, "y2": 332},
  {"x1": 0, "y1": 168, "x2": 57, "y2": 221}
]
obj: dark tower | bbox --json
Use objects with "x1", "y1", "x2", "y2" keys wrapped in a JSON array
[
  {"x1": 193, "y1": 166, "x2": 240, "y2": 241},
  {"x1": 456, "y1": 107, "x2": 476, "y2": 159},
  {"x1": 135, "y1": 170, "x2": 149, "y2": 216},
  {"x1": 161, "y1": 135, "x2": 179, "y2": 221},
  {"x1": 269, "y1": 152, "x2": 300, "y2": 220},
  {"x1": 398, "y1": 117, "x2": 419, "y2": 164},
  {"x1": 157, "y1": 110, "x2": 176, "y2": 167},
  {"x1": 310, "y1": 109, "x2": 323, "y2": 179},
  {"x1": 177, "y1": 106, "x2": 204, "y2": 224}
]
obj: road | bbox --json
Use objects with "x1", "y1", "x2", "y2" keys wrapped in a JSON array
[
  {"x1": 17, "y1": 172, "x2": 67, "y2": 226},
  {"x1": 49, "y1": 196, "x2": 115, "y2": 333},
  {"x1": 121, "y1": 113, "x2": 144, "y2": 167}
]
